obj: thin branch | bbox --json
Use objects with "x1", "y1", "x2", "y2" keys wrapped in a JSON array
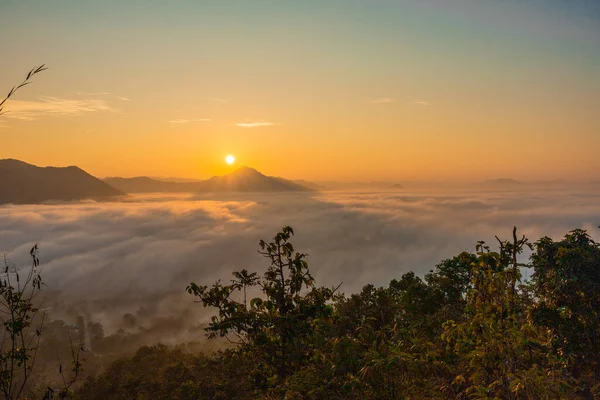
[{"x1": 0, "y1": 64, "x2": 47, "y2": 116}]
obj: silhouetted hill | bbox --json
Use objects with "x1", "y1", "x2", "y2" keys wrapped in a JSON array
[
  {"x1": 149, "y1": 177, "x2": 204, "y2": 183},
  {"x1": 104, "y1": 177, "x2": 198, "y2": 193},
  {"x1": 314, "y1": 181, "x2": 404, "y2": 190},
  {"x1": 288, "y1": 179, "x2": 327, "y2": 191},
  {"x1": 197, "y1": 167, "x2": 310, "y2": 192},
  {"x1": 105, "y1": 167, "x2": 312, "y2": 193},
  {"x1": 270, "y1": 177, "x2": 324, "y2": 191},
  {"x1": 477, "y1": 178, "x2": 523, "y2": 189},
  {"x1": 0, "y1": 159, "x2": 125, "y2": 204}
]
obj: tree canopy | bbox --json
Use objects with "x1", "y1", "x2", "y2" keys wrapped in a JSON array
[{"x1": 75, "y1": 226, "x2": 600, "y2": 399}]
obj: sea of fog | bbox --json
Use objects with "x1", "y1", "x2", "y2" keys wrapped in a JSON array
[{"x1": 1, "y1": 189, "x2": 599, "y2": 341}]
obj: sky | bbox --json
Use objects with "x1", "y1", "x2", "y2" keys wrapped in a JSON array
[{"x1": 1, "y1": 0, "x2": 599, "y2": 182}]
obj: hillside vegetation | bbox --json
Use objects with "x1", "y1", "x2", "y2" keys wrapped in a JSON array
[{"x1": 74, "y1": 226, "x2": 600, "y2": 399}]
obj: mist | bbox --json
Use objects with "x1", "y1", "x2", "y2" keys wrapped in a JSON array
[{"x1": 1, "y1": 188, "x2": 599, "y2": 344}]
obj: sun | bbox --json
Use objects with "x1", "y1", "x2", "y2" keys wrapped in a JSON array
[{"x1": 225, "y1": 155, "x2": 235, "y2": 165}]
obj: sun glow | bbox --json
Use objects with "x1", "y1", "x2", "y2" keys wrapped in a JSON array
[{"x1": 225, "y1": 155, "x2": 235, "y2": 165}]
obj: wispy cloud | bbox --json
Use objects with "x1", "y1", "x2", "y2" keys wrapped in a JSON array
[
  {"x1": 370, "y1": 98, "x2": 394, "y2": 104},
  {"x1": 75, "y1": 92, "x2": 131, "y2": 102},
  {"x1": 74, "y1": 91, "x2": 110, "y2": 96},
  {"x1": 168, "y1": 119, "x2": 211, "y2": 124},
  {"x1": 214, "y1": 99, "x2": 228, "y2": 103},
  {"x1": 412, "y1": 100, "x2": 431, "y2": 106},
  {"x1": 2, "y1": 97, "x2": 117, "y2": 121},
  {"x1": 236, "y1": 121, "x2": 276, "y2": 128}
]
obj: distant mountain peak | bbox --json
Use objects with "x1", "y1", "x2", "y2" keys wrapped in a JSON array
[
  {"x1": 227, "y1": 166, "x2": 263, "y2": 176},
  {"x1": 482, "y1": 178, "x2": 522, "y2": 185},
  {"x1": 234, "y1": 165, "x2": 257, "y2": 172}
]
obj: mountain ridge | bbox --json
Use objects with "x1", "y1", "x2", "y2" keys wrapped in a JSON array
[
  {"x1": 0, "y1": 159, "x2": 125, "y2": 204},
  {"x1": 105, "y1": 166, "x2": 312, "y2": 193}
]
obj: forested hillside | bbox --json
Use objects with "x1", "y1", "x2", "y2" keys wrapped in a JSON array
[{"x1": 74, "y1": 226, "x2": 600, "y2": 399}]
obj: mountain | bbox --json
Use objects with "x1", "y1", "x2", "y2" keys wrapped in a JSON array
[
  {"x1": 477, "y1": 178, "x2": 523, "y2": 189},
  {"x1": 148, "y1": 176, "x2": 204, "y2": 183},
  {"x1": 270, "y1": 177, "x2": 325, "y2": 191},
  {"x1": 104, "y1": 177, "x2": 198, "y2": 193},
  {"x1": 314, "y1": 181, "x2": 404, "y2": 190},
  {"x1": 289, "y1": 179, "x2": 327, "y2": 191},
  {"x1": 0, "y1": 159, "x2": 125, "y2": 204},
  {"x1": 105, "y1": 166, "x2": 312, "y2": 193},
  {"x1": 198, "y1": 167, "x2": 309, "y2": 192}
]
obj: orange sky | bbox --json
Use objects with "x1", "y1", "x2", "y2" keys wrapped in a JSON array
[{"x1": 1, "y1": 0, "x2": 599, "y2": 182}]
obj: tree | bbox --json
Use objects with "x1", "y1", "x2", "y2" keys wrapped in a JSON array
[
  {"x1": 76, "y1": 225, "x2": 600, "y2": 398},
  {"x1": 187, "y1": 226, "x2": 339, "y2": 386},
  {"x1": 530, "y1": 229, "x2": 600, "y2": 398},
  {"x1": 441, "y1": 229, "x2": 569, "y2": 398},
  {"x1": 1, "y1": 65, "x2": 84, "y2": 399},
  {"x1": 75, "y1": 345, "x2": 255, "y2": 400},
  {"x1": 0, "y1": 67, "x2": 47, "y2": 399},
  {"x1": 0, "y1": 246, "x2": 45, "y2": 399}
]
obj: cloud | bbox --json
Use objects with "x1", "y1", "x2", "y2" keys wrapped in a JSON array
[
  {"x1": 3, "y1": 97, "x2": 117, "y2": 120},
  {"x1": 236, "y1": 121, "x2": 276, "y2": 128},
  {"x1": 74, "y1": 92, "x2": 110, "y2": 96},
  {"x1": 74, "y1": 92, "x2": 131, "y2": 101},
  {"x1": 168, "y1": 119, "x2": 211, "y2": 124},
  {"x1": 370, "y1": 98, "x2": 394, "y2": 104},
  {"x1": 1, "y1": 189, "x2": 599, "y2": 334},
  {"x1": 1, "y1": 188, "x2": 599, "y2": 352},
  {"x1": 214, "y1": 99, "x2": 228, "y2": 103},
  {"x1": 412, "y1": 100, "x2": 431, "y2": 106}
]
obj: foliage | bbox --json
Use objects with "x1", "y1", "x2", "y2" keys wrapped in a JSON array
[
  {"x1": 0, "y1": 67, "x2": 47, "y2": 398},
  {"x1": 0, "y1": 65, "x2": 47, "y2": 116},
  {"x1": 530, "y1": 229, "x2": 600, "y2": 398},
  {"x1": 441, "y1": 229, "x2": 568, "y2": 399},
  {"x1": 1, "y1": 64, "x2": 87, "y2": 399},
  {"x1": 77, "y1": 226, "x2": 600, "y2": 399},
  {"x1": 187, "y1": 226, "x2": 339, "y2": 387},
  {"x1": 0, "y1": 246, "x2": 85, "y2": 400},
  {"x1": 0, "y1": 246, "x2": 44, "y2": 399},
  {"x1": 75, "y1": 345, "x2": 255, "y2": 400}
]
